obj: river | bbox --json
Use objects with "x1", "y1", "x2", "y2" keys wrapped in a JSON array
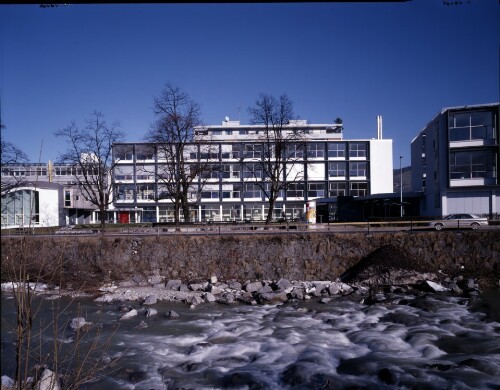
[{"x1": 1, "y1": 289, "x2": 499, "y2": 389}]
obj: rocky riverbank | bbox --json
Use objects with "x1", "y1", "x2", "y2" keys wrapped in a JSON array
[{"x1": 2, "y1": 243, "x2": 492, "y2": 310}]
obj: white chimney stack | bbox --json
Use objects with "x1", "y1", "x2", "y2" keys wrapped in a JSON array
[{"x1": 376, "y1": 115, "x2": 383, "y2": 139}]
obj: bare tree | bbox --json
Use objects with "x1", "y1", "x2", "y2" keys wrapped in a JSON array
[
  {"x1": 245, "y1": 93, "x2": 306, "y2": 224},
  {"x1": 1, "y1": 137, "x2": 29, "y2": 196},
  {"x1": 145, "y1": 83, "x2": 216, "y2": 225},
  {"x1": 55, "y1": 112, "x2": 124, "y2": 229}
]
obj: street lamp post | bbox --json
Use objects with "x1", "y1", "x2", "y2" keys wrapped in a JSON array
[{"x1": 400, "y1": 155, "x2": 403, "y2": 218}]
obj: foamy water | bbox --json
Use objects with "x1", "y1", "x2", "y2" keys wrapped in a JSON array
[{"x1": 2, "y1": 291, "x2": 499, "y2": 389}]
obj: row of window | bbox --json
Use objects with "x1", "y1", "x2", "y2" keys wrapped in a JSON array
[
  {"x1": 115, "y1": 181, "x2": 368, "y2": 201},
  {"x1": 115, "y1": 162, "x2": 368, "y2": 182},
  {"x1": 114, "y1": 142, "x2": 368, "y2": 161},
  {"x1": 1, "y1": 166, "x2": 100, "y2": 177}
]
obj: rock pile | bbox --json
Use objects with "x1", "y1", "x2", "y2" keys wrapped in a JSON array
[{"x1": 94, "y1": 272, "x2": 484, "y2": 309}]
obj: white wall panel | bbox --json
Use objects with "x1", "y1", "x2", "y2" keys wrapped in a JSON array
[
  {"x1": 369, "y1": 140, "x2": 393, "y2": 194},
  {"x1": 307, "y1": 163, "x2": 325, "y2": 180}
]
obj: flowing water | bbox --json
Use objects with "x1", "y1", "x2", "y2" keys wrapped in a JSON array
[{"x1": 1, "y1": 289, "x2": 499, "y2": 389}]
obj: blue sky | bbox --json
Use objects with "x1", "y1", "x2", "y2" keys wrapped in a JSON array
[{"x1": 1, "y1": 1, "x2": 498, "y2": 169}]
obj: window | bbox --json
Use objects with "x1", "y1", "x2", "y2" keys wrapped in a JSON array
[
  {"x1": 137, "y1": 185, "x2": 155, "y2": 200},
  {"x1": 114, "y1": 146, "x2": 134, "y2": 161},
  {"x1": 350, "y1": 182, "x2": 367, "y2": 196},
  {"x1": 200, "y1": 151, "x2": 220, "y2": 160},
  {"x1": 308, "y1": 183, "x2": 325, "y2": 198},
  {"x1": 329, "y1": 182, "x2": 347, "y2": 196},
  {"x1": 243, "y1": 163, "x2": 263, "y2": 179},
  {"x1": 243, "y1": 144, "x2": 262, "y2": 159},
  {"x1": 307, "y1": 143, "x2": 325, "y2": 158},
  {"x1": 349, "y1": 142, "x2": 367, "y2": 158},
  {"x1": 116, "y1": 185, "x2": 134, "y2": 201},
  {"x1": 450, "y1": 150, "x2": 496, "y2": 179},
  {"x1": 286, "y1": 183, "x2": 304, "y2": 198},
  {"x1": 64, "y1": 191, "x2": 71, "y2": 207},
  {"x1": 328, "y1": 162, "x2": 346, "y2": 177},
  {"x1": 349, "y1": 162, "x2": 367, "y2": 177},
  {"x1": 202, "y1": 166, "x2": 220, "y2": 179},
  {"x1": 328, "y1": 143, "x2": 346, "y2": 158},
  {"x1": 286, "y1": 144, "x2": 304, "y2": 159},
  {"x1": 221, "y1": 164, "x2": 240, "y2": 179},
  {"x1": 244, "y1": 184, "x2": 262, "y2": 198},
  {"x1": 222, "y1": 185, "x2": 241, "y2": 199},
  {"x1": 449, "y1": 110, "x2": 494, "y2": 141},
  {"x1": 201, "y1": 190, "x2": 220, "y2": 199}
]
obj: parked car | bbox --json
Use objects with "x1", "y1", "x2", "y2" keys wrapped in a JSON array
[{"x1": 429, "y1": 214, "x2": 488, "y2": 231}]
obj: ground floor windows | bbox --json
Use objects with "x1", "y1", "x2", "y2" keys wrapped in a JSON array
[
  {"x1": 350, "y1": 182, "x2": 368, "y2": 196},
  {"x1": 1, "y1": 189, "x2": 39, "y2": 227}
]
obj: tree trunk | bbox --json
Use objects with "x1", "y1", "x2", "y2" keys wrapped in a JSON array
[
  {"x1": 181, "y1": 194, "x2": 191, "y2": 223},
  {"x1": 174, "y1": 199, "x2": 181, "y2": 230},
  {"x1": 99, "y1": 208, "x2": 106, "y2": 231},
  {"x1": 265, "y1": 199, "x2": 275, "y2": 225}
]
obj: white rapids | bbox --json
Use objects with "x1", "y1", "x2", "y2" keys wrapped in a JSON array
[{"x1": 82, "y1": 292, "x2": 500, "y2": 390}]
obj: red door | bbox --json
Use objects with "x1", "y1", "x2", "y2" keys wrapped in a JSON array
[{"x1": 118, "y1": 212, "x2": 129, "y2": 224}]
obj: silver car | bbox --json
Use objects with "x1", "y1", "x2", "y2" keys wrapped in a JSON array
[{"x1": 430, "y1": 213, "x2": 488, "y2": 231}]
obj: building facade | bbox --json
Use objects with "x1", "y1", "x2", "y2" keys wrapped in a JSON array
[
  {"x1": 411, "y1": 103, "x2": 500, "y2": 217},
  {"x1": 111, "y1": 119, "x2": 393, "y2": 223},
  {"x1": 1, "y1": 162, "x2": 99, "y2": 229}
]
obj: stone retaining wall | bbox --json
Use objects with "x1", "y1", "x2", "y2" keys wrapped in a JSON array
[{"x1": 1, "y1": 231, "x2": 499, "y2": 288}]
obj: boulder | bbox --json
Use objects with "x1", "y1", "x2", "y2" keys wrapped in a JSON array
[
  {"x1": 208, "y1": 285, "x2": 222, "y2": 295},
  {"x1": 69, "y1": 317, "x2": 91, "y2": 331},
  {"x1": 244, "y1": 281, "x2": 262, "y2": 293},
  {"x1": 228, "y1": 280, "x2": 242, "y2": 290},
  {"x1": 204, "y1": 292, "x2": 216, "y2": 302},
  {"x1": 189, "y1": 283, "x2": 204, "y2": 291},
  {"x1": 425, "y1": 280, "x2": 450, "y2": 292},
  {"x1": 165, "y1": 279, "x2": 182, "y2": 290},
  {"x1": 218, "y1": 293, "x2": 235, "y2": 305},
  {"x1": 34, "y1": 368, "x2": 60, "y2": 390},
  {"x1": 143, "y1": 295, "x2": 157, "y2": 305},
  {"x1": 145, "y1": 308, "x2": 157, "y2": 317},
  {"x1": 210, "y1": 275, "x2": 218, "y2": 284},
  {"x1": 257, "y1": 285, "x2": 273, "y2": 294},
  {"x1": 275, "y1": 278, "x2": 293, "y2": 292},
  {"x1": 256, "y1": 291, "x2": 288, "y2": 304},
  {"x1": 120, "y1": 309, "x2": 138, "y2": 320},
  {"x1": 147, "y1": 275, "x2": 163, "y2": 285},
  {"x1": 289, "y1": 288, "x2": 304, "y2": 300},
  {"x1": 2, "y1": 375, "x2": 15, "y2": 390},
  {"x1": 166, "y1": 310, "x2": 180, "y2": 318},
  {"x1": 190, "y1": 295, "x2": 205, "y2": 305}
]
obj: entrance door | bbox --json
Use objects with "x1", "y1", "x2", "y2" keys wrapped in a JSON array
[{"x1": 118, "y1": 211, "x2": 129, "y2": 224}]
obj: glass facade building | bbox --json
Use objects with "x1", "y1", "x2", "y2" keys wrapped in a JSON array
[{"x1": 411, "y1": 103, "x2": 500, "y2": 217}]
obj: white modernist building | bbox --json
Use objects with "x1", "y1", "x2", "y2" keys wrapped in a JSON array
[
  {"x1": 111, "y1": 118, "x2": 393, "y2": 223},
  {"x1": 411, "y1": 103, "x2": 500, "y2": 217},
  {"x1": 1, "y1": 162, "x2": 101, "y2": 229}
]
